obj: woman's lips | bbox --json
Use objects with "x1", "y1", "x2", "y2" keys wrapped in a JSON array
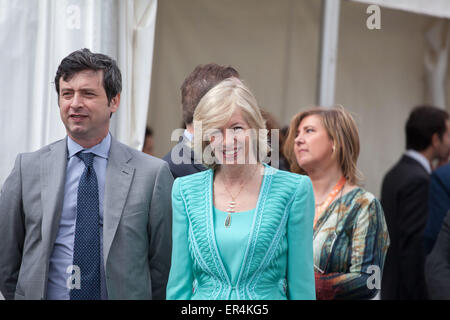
[
  {"x1": 295, "y1": 147, "x2": 308, "y2": 153},
  {"x1": 222, "y1": 148, "x2": 242, "y2": 158}
]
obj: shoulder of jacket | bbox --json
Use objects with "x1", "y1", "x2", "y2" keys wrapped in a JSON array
[
  {"x1": 269, "y1": 168, "x2": 311, "y2": 190},
  {"x1": 174, "y1": 169, "x2": 212, "y2": 192},
  {"x1": 18, "y1": 138, "x2": 65, "y2": 160}
]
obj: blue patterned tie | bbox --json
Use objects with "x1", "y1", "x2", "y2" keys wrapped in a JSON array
[{"x1": 70, "y1": 152, "x2": 101, "y2": 300}]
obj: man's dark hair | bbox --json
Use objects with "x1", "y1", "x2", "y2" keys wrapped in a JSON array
[
  {"x1": 406, "y1": 105, "x2": 449, "y2": 151},
  {"x1": 54, "y1": 48, "x2": 122, "y2": 104},
  {"x1": 181, "y1": 63, "x2": 239, "y2": 125}
]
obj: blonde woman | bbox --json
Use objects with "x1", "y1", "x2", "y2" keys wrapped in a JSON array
[
  {"x1": 166, "y1": 78, "x2": 315, "y2": 300},
  {"x1": 284, "y1": 106, "x2": 389, "y2": 299}
]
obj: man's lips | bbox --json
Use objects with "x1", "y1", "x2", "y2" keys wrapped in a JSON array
[{"x1": 69, "y1": 114, "x2": 88, "y2": 121}]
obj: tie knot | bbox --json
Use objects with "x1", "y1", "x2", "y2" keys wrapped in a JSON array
[{"x1": 77, "y1": 152, "x2": 95, "y2": 168}]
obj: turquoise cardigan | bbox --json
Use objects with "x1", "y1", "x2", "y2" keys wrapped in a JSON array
[{"x1": 166, "y1": 164, "x2": 316, "y2": 300}]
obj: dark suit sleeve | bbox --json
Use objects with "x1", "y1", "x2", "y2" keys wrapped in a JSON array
[
  {"x1": 162, "y1": 151, "x2": 179, "y2": 179},
  {"x1": 147, "y1": 162, "x2": 174, "y2": 300},
  {"x1": 425, "y1": 211, "x2": 450, "y2": 299},
  {"x1": 0, "y1": 155, "x2": 25, "y2": 300},
  {"x1": 397, "y1": 176, "x2": 429, "y2": 299}
]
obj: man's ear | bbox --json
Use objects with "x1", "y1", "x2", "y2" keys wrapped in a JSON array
[
  {"x1": 431, "y1": 132, "x2": 441, "y2": 148},
  {"x1": 109, "y1": 93, "x2": 121, "y2": 114}
]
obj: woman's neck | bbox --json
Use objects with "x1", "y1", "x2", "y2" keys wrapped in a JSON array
[
  {"x1": 307, "y1": 162, "x2": 344, "y2": 201},
  {"x1": 216, "y1": 163, "x2": 262, "y2": 184}
]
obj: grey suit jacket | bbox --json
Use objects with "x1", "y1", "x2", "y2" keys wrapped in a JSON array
[{"x1": 0, "y1": 136, "x2": 173, "y2": 300}]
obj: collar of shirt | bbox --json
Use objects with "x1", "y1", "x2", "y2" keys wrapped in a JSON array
[
  {"x1": 405, "y1": 149, "x2": 432, "y2": 174},
  {"x1": 67, "y1": 133, "x2": 111, "y2": 160},
  {"x1": 183, "y1": 129, "x2": 193, "y2": 142}
]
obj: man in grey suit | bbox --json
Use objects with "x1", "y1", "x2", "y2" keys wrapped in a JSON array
[{"x1": 0, "y1": 48, "x2": 173, "y2": 300}]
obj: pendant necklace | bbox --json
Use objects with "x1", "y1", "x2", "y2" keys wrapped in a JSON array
[{"x1": 221, "y1": 165, "x2": 258, "y2": 228}]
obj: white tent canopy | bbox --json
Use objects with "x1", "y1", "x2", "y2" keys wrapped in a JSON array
[
  {"x1": 319, "y1": 0, "x2": 450, "y2": 109},
  {"x1": 0, "y1": 0, "x2": 157, "y2": 188},
  {"x1": 352, "y1": 0, "x2": 450, "y2": 111},
  {"x1": 352, "y1": 0, "x2": 450, "y2": 19},
  {"x1": 319, "y1": 0, "x2": 450, "y2": 108}
]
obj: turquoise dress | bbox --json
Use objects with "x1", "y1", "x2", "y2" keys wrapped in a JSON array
[
  {"x1": 214, "y1": 207, "x2": 254, "y2": 299},
  {"x1": 167, "y1": 163, "x2": 316, "y2": 300}
]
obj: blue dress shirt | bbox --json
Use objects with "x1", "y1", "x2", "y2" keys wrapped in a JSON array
[{"x1": 46, "y1": 133, "x2": 111, "y2": 300}]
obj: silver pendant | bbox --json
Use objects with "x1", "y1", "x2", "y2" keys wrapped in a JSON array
[
  {"x1": 225, "y1": 200, "x2": 235, "y2": 228},
  {"x1": 225, "y1": 214, "x2": 231, "y2": 228}
]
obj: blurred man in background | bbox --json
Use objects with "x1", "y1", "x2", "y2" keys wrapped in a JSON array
[
  {"x1": 163, "y1": 63, "x2": 239, "y2": 178},
  {"x1": 142, "y1": 126, "x2": 155, "y2": 156},
  {"x1": 381, "y1": 105, "x2": 450, "y2": 300}
]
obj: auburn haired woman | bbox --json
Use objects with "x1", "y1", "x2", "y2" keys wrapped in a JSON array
[{"x1": 284, "y1": 106, "x2": 389, "y2": 299}]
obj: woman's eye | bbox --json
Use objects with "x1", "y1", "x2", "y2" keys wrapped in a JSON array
[{"x1": 233, "y1": 127, "x2": 243, "y2": 132}]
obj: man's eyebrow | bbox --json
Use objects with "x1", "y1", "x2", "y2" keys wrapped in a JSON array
[{"x1": 60, "y1": 87, "x2": 97, "y2": 92}]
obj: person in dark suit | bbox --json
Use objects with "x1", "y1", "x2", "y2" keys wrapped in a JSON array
[
  {"x1": 425, "y1": 210, "x2": 450, "y2": 299},
  {"x1": 424, "y1": 163, "x2": 450, "y2": 255},
  {"x1": 163, "y1": 63, "x2": 239, "y2": 178},
  {"x1": 381, "y1": 105, "x2": 450, "y2": 300}
]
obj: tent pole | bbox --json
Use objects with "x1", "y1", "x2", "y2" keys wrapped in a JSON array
[{"x1": 317, "y1": 0, "x2": 341, "y2": 108}]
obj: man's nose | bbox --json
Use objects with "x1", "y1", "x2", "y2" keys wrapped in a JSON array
[{"x1": 70, "y1": 92, "x2": 83, "y2": 108}]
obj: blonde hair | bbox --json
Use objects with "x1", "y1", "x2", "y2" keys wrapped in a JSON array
[
  {"x1": 192, "y1": 78, "x2": 267, "y2": 170},
  {"x1": 283, "y1": 106, "x2": 363, "y2": 185}
]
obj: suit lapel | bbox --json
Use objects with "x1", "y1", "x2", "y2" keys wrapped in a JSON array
[
  {"x1": 103, "y1": 137, "x2": 135, "y2": 265},
  {"x1": 40, "y1": 139, "x2": 68, "y2": 286}
]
